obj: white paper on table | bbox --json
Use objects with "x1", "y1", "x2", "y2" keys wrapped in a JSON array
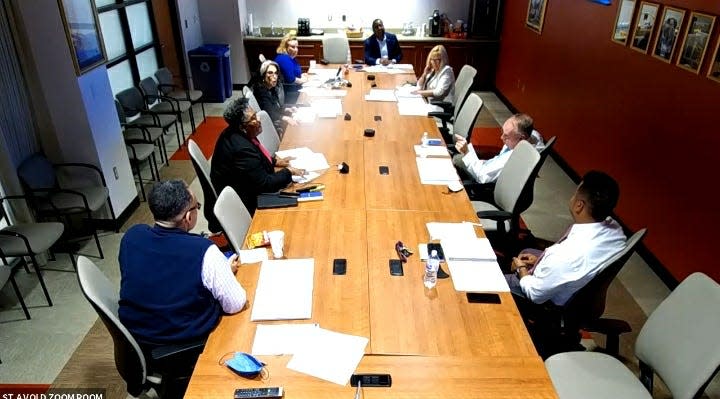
[
  {"x1": 311, "y1": 98, "x2": 343, "y2": 117},
  {"x1": 364, "y1": 89, "x2": 397, "y2": 102},
  {"x1": 415, "y1": 157, "x2": 460, "y2": 185},
  {"x1": 447, "y1": 259, "x2": 510, "y2": 292},
  {"x1": 440, "y1": 237, "x2": 497, "y2": 262},
  {"x1": 293, "y1": 107, "x2": 316, "y2": 123},
  {"x1": 238, "y1": 248, "x2": 268, "y2": 264},
  {"x1": 287, "y1": 327, "x2": 368, "y2": 385},
  {"x1": 395, "y1": 85, "x2": 421, "y2": 98},
  {"x1": 300, "y1": 88, "x2": 347, "y2": 97},
  {"x1": 414, "y1": 144, "x2": 450, "y2": 158},
  {"x1": 250, "y1": 258, "x2": 314, "y2": 321},
  {"x1": 426, "y1": 222, "x2": 478, "y2": 241},
  {"x1": 292, "y1": 171, "x2": 321, "y2": 184},
  {"x1": 251, "y1": 323, "x2": 319, "y2": 355},
  {"x1": 397, "y1": 97, "x2": 437, "y2": 116},
  {"x1": 290, "y1": 152, "x2": 330, "y2": 172},
  {"x1": 276, "y1": 147, "x2": 314, "y2": 159},
  {"x1": 391, "y1": 63, "x2": 414, "y2": 70}
]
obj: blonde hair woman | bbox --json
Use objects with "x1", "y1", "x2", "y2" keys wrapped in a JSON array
[
  {"x1": 275, "y1": 33, "x2": 308, "y2": 87},
  {"x1": 413, "y1": 45, "x2": 455, "y2": 103}
]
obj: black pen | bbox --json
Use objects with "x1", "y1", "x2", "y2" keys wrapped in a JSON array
[{"x1": 296, "y1": 185, "x2": 317, "y2": 193}]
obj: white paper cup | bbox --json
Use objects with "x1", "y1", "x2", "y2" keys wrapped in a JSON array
[
  {"x1": 309, "y1": 60, "x2": 317, "y2": 69},
  {"x1": 268, "y1": 230, "x2": 285, "y2": 258}
]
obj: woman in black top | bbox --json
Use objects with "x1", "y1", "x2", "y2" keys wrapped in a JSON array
[{"x1": 252, "y1": 60, "x2": 297, "y2": 137}]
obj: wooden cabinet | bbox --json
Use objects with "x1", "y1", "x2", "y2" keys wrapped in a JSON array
[{"x1": 245, "y1": 37, "x2": 499, "y2": 90}]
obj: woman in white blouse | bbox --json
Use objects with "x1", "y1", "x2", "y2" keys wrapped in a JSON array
[{"x1": 413, "y1": 45, "x2": 455, "y2": 103}]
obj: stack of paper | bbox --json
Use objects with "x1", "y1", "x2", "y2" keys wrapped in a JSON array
[
  {"x1": 426, "y1": 222, "x2": 478, "y2": 241},
  {"x1": 415, "y1": 157, "x2": 460, "y2": 185},
  {"x1": 299, "y1": 88, "x2": 347, "y2": 98},
  {"x1": 440, "y1": 237, "x2": 509, "y2": 292},
  {"x1": 414, "y1": 144, "x2": 451, "y2": 158},
  {"x1": 276, "y1": 147, "x2": 330, "y2": 172},
  {"x1": 364, "y1": 89, "x2": 397, "y2": 102},
  {"x1": 250, "y1": 259, "x2": 315, "y2": 321},
  {"x1": 293, "y1": 107, "x2": 316, "y2": 123},
  {"x1": 364, "y1": 64, "x2": 414, "y2": 74},
  {"x1": 397, "y1": 97, "x2": 443, "y2": 116},
  {"x1": 311, "y1": 98, "x2": 343, "y2": 117},
  {"x1": 287, "y1": 327, "x2": 368, "y2": 385},
  {"x1": 251, "y1": 323, "x2": 320, "y2": 355}
]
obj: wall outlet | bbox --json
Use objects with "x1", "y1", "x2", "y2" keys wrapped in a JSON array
[{"x1": 113, "y1": 166, "x2": 119, "y2": 180}]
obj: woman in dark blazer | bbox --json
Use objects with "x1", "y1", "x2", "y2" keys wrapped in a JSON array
[
  {"x1": 252, "y1": 60, "x2": 297, "y2": 137},
  {"x1": 210, "y1": 97, "x2": 303, "y2": 215}
]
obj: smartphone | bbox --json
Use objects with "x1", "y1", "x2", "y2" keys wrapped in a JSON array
[
  {"x1": 389, "y1": 259, "x2": 403, "y2": 276},
  {"x1": 466, "y1": 292, "x2": 501, "y2": 304},
  {"x1": 374, "y1": 115, "x2": 382, "y2": 121},
  {"x1": 426, "y1": 243, "x2": 445, "y2": 261},
  {"x1": 350, "y1": 374, "x2": 392, "y2": 387},
  {"x1": 379, "y1": 166, "x2": 389, "y2": 175},
  {"x1": 332, "y1": 258, "x2": 347, "y2": 275}
]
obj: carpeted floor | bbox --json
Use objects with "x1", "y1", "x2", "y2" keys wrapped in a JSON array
[{"x1": 170, "y1": 117, "x2": 226, "y2": 161}]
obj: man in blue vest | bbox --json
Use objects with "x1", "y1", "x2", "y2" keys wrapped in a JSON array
[{"x1": 119, "y1": 179, "x2": 247, "y2": 394}]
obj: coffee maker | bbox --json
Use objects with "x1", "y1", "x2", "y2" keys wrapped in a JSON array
[
  {"x1": 429, "y1": 9, "x2": 442, "y2": 37},
  {"x1": 298, "y1": 18, "x2": 310, "y2": 36}
]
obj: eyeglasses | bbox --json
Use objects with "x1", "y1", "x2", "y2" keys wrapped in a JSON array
[
  {"x1": 395, "y1": 241, "x2": 413, "y2": 263},
  {"x1": 188, "y1": 202, "x2": 201, "y2": 212},
  {"x1": 266, "y1": 71, "x2": 278, "y2": 75}
]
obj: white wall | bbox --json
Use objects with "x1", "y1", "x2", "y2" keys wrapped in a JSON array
[
  {"x1": 14, "y1": 3, "x2": 136, "y2": 217},
  {"x1": 246, "y1": 0, "x2": 470, "y2": 31},
  {"x1": 197, "y1": 0, "x2": 250, "y2": 84}
]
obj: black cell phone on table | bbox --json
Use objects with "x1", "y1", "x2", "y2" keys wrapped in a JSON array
[
  {"x1": 389, "y1": 259, "x2": 403, "y2": 276},
  {"x1": 351, "y1": 374, "x2": 392, "y2": 387},
  {"x1": 466, "y1": 292, "x2": 501, "y2": 304},
  {"x1": 333, "y1": 258, "x2": 347, "y2": 275},
  {"x1": 379, "y1": 166, "x2": 389, "y2": 175}
]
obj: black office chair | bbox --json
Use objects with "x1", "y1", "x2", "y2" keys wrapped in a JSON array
[
  {"x1": 16, "y1": 153, "x2": 115, "y2": 259},
  {"x1": 522, "y1": 228, "x2": 646, "y2": 359},
  {"x1": 76, "y1": 256, "x2": 204, "y2": 398}
]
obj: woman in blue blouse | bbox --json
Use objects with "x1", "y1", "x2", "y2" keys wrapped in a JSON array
[{"x1": 275, "y1": 33, "x2": 308, "y2": 103}]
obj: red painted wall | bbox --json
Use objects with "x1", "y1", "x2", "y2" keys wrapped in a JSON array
[{"x1": 496, "y1": 1, "x2": 720, "y2": 282}]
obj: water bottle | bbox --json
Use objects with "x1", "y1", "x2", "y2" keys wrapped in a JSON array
[
  {"x1": 421, "y1": 132, "x2": 429, "y2": 147},
  {"x1": 424, "y1": 250, "x2": 440, "y2": 289}
]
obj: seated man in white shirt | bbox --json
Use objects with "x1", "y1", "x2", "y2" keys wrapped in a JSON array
[
  {"x1": 452, "y1": 113, "x2": 540, "y2": 184},
  {"x1": 505, "y1": 170, "x2": 626, "y2": 316}
]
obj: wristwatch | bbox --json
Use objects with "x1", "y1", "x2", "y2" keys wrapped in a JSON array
[{"x1": 515, "y1": 265, "x2": 527, "y2": 277}]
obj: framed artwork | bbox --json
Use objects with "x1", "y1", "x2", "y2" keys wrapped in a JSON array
[
  {"x1": 57, "y1": 0, "x2": 107, "y2": 75},
  {"x1": 629, "y1": 1, "x2": 659, "y2": 53},
  {"x1": 526, "y1": 0, "x2": 548, "y2": 34},
  {"x1": 612, "y1": 0, "x2": 637, "y2": 44},
  {"x1": 652, "y1": 6, "x2": 686, "y2": 63},
  {"x1": 707, "y1": 37, "x2": 720, "y2": 83},
  {"x1": 676, "y1": 12, "x2": 716, "y2": 73}
]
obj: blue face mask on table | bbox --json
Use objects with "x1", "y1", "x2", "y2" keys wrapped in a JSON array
[{"x1": 225, "y1": 352, "x2": 265, "y2": 378}]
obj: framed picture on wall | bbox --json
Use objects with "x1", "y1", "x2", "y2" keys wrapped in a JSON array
[
  {"x1": 57, "y1": 0, "x2": 107, "y2": 75},
  {"x1": 612, "y1": 0, "x2": 637, "y2": 44},
  {"x1": 526, "y1": 0, "x2": 548, "y2": 34},
  {"x1": 707, "y1": 37, "x2": 720, "y2": 83},
  {"x1": 651, "y1": 6, "x2": 686, "y2": 63},
  {"x1": 676, "y1": 12, "x2": 716, "y2": 73},
  {"x1": 629, "y1": 1, "x2": 659, "y2": 53}
]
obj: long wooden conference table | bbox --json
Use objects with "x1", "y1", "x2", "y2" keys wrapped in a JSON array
[{"x1": 185, "y1": 67, "x2": 558, "y2": 398}]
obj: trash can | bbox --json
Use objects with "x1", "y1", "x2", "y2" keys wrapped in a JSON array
[{"x1": 188, "y1": 44, "x2": 232, "y2": 103}]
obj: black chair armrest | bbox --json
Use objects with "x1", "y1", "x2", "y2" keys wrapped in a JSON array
[
  {"x1": 465, "y1": 182, "x2": 496, "y2": 202},
  {"x1": 428, "y1": 111, "x2": 452, "y2": 121},
  {"x1": 26, "y1": 187, "x2": 92, "y2": 213},
  {"x1": 53, "y1": 163, "x2": 108, "y2": 188},
  {"x1": 585, "y1": 318, "x2": 632, "y2": 335},
  {"x1": 476, "y1": 210, "x2": 512, "y2": 221},
  {"x1": 430, "y1": 100, "x2": 453, "y2": 113}
]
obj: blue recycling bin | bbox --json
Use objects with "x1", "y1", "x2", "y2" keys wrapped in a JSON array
[{"x1": 188, "y1": 44, "x2": 232, "y2": 103}]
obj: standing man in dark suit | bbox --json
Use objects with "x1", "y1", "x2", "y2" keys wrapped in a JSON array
[
  {"x1": 210, "y1": 97, "x2": 304, "y2": 215},
  {"x1": 364, "y1": 19, "x2": 403, "y2": 65}
]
